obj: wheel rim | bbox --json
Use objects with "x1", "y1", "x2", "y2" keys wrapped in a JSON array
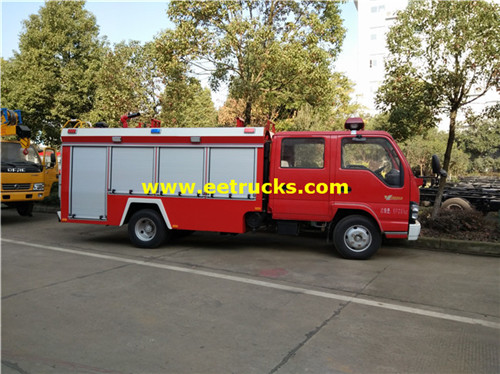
[
  {"x1": 344, "y1": 225, "x2": 372, "y2": 252},
  {"x1": 135, "y1": 218, "x2": 157, "y2": 241},
  {"x1": 446, "y1": 203, "x2": 464, "y2": 210}
]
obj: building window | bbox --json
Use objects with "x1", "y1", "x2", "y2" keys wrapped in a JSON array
[{"x1": 371, "y1": 5, "x2": 385, "y2": 13}]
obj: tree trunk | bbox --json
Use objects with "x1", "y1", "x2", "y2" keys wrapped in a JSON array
[
  {"x1": 431, "y1": 109, "x2": 457, "y2": 218},
  {"x1": 244, "y1": 99, "x2": 252, "y2": 126}
]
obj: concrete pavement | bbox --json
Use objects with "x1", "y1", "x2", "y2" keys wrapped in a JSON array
[{"x1": 2, "y1": 209, "x2": 499, "y2": 373}]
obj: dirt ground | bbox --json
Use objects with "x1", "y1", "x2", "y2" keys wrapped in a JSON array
[{"x1": 420, "y1": 208, "x2": 500, "y2": 242}]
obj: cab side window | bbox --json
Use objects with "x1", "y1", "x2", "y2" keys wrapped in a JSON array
[
  {"x1": 341, "y1": 138, "x2": 403, "y2": 187},
  {"x1": 281, "y1": 138, "x2": 325, "y2": 169}
]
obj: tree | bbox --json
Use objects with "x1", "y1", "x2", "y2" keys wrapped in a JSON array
[
  {"x1": 272, "y1": 72, "x2": 360, "y2": 131},
  {"x1": 217, "y1": 73, "x2": 360, "y2": 131},
  {"x1": 90, "y1": 41, "x2": 162, "y2": 126},
  {"x1": 158, "y1": 0, "x2": 346, "y2": 125},
  {"x1": 186, "y1": 86, "x2": 218, "y2": 126},
  {"x1": 457, "y1": 104, "x2": 500, "y2": 174},
  {"x1": 401, "y1": 129, "x2": 469, "y2": 178},
  {"x1": 375, "y1": 68, "x2": 439, "y2": 141},
  {"x1": 217, "y1": 97, "x2": 276, "y2": 127},
  {"x1": 217, "y1": 98, "x2": 248, "y2": 127},
  {"x1": 1, "y1": 0, "x2": 104, "y2": 145},
  {"x1": 91, "y1": 39, "x2": 216, "y2": 128},
  {"x1": 1, "y1": 58, "x2": 16, "y2": 105},
  {"x1": 159, "y1": 80, "x2": 217, "y2": 127},
  {"x1": 376, "y1": 0, "x2": 499, "y2": 217}
]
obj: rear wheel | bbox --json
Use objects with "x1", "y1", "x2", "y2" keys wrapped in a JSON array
[
  {"x1": 441, "y1": 197, "x2": 473, "y2": 211},
  {"x1": 333, "y1": 215, "x2": 381, "y2": 260},
  {"x1": 128, "y1": 209, "x2": 169, "y2": 248}
]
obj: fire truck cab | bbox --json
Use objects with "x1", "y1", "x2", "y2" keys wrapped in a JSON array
[{"x1": 59, "y1": 118, "x2": 420, "y2": 259}]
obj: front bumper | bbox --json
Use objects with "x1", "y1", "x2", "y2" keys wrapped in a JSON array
[
  {"x1": 1, "y1": 190, "x2": 45, "y2": 203},
  {"x1": 408, "y1": 221, "x2": 421, "y2": 241}
]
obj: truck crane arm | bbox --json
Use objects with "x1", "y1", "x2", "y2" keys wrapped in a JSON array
[{"x1": 1, "y1": 108, "x2": 31, "y2": 153}]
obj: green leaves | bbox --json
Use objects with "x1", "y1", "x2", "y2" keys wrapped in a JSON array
[
  {"x1": 2, "y1": 0, "x2": 103, "y2": 145},
  {"x1": 159, "y1": 81, "x2": 217, "y2": 128},
  {"x1": 2, "y1": 0, "x2": 357, "y2": 140},
  {"x1": 378, "y1": 0, "x2": 499, "y2": 130},
  {"x1": 376, "y1": 0, "x2": 499, "y2": 217},
  {"x1": 161, "y1": 0, "x2": 347, "y2": 124},
  {"x1": 456, "y1": 105, "x2": 500, "y2": 173},
  {"x1": 89, "y1": 41, "x2": 163, "y2": 126},
  {"x1": 377, "y1": 0, "x2": 499, "y2": 143}
]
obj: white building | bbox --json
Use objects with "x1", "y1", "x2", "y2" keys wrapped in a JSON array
[
  {"x1": 353, "y1": 0, "x2": 499, "y2": 118},
  {"x1": 354, "y1": 0, "x2": 409, "y2": 114}
]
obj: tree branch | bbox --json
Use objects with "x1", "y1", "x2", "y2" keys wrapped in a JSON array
[{"x1": 461, "y1": 71, "x2": 495, "y2": 106}]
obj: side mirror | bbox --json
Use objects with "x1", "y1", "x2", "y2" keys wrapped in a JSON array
[
  {"x1": 431, "y1": 155, "x2": 447, "y2": 178},
  {"x1": 431, "y1": 155, "x2": 440, "y2": 174},
  {"x1": 43, "y1": 149, "x2": 56, "y2": 169}
]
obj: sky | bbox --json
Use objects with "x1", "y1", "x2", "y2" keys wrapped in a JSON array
[{"x1": 1, "y1": 0, "x2": 359, "y2": 108}]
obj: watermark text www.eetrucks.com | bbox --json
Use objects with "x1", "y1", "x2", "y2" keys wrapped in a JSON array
[{"x1": 142, "y1": 179, "x2": 349, "y2": 196}]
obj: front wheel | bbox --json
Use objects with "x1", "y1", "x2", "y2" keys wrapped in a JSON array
[
  {"x1": 16, "y1": 202, "x2": 34, "y2": 217},
  {"x1": 128, "y1": 209, "x2": 169, "y2": 248},
  {"x1": 333, "y1": 215, "x2": 381, "y2": 260}
]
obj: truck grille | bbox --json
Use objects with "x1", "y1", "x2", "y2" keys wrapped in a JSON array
[{"x1": 2, "y1": 183, "x2": 31, "y2": 191}]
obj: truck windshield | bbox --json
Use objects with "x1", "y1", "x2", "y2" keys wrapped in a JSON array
[
  {"x1": 341, "y1": 137, "x2": 403, "y2": 187},
  {"x1": 1, "y1": 142, "x2": 42, "y2": 167}
]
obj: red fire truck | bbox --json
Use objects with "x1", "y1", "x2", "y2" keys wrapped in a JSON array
[{"x1": 59, "y1": 118, "x2": 421, "y2": 259}]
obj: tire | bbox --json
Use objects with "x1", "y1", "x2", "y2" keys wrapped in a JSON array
[
  {"x1": 16, "y1": 202, "x2": 34, "y2": 217},
  {"x1": 441, "y1": 197, "x2": 473, "y2": 211},
  {"x1": 333, "y1": 215, "x2": 381, "y2": 260},
  {"x1": 128, "y1": 209, "x2": 169, "y2": 248}
]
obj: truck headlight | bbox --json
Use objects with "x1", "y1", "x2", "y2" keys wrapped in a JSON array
[
  {"x1": 33, "y1": 183, "x2": 45, "y2": 191},
  {"x1": 410, "y1": 202, "x2": 419, "y2": 222}
]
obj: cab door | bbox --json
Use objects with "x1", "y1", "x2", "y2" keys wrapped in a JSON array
[
  {"x1": 334, "y1": 136, "x2": 410, "y2": 234},
  {"x1": 270, "y1": 135, "x2": 331, "y2": 221},
  {"x1": 42, "y1": 147, "x2": 59, "y2": 197}
]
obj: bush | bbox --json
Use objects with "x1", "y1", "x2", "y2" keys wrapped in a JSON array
[{"x1": 419, "y1": 208, "x2": 500, "y2": 242}]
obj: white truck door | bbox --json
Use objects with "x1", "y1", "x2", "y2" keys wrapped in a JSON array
[
  {"x1": 70, "y1": 146, "x2": 107, "y2": 219},
  {"x1": 158, "y1": 147, "x2": 205, "y2": 197},
  {"x1": 209, "y1": 147, "x2": 256, "y2": 199},
  {"x1": 110, "y1": 147, "x2": 155, "y2": 194}
]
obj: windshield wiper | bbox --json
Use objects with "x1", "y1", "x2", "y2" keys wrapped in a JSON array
[
  {"x1": 1, "y1": 161, "x2": 18, "y2": 167},
  {"x1": 9, "y1": 161, "x2": 39, "y2": 166}
]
